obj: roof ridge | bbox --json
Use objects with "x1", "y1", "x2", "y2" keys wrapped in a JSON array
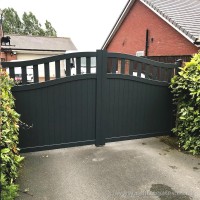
[{"x1": 5, "y1": 34, "x2": 70, "y2": 39}]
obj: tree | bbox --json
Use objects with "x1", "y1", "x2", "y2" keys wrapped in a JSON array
[
  {"x1": 22, "y1": 12, "x2": 45, "y2": 36},
  {"x1": 45, "y1": 20, "x2": 57, "y2": 37},
  {"x1": 2, "y1": 8, "x2": 57, "y2": 37},
  {"x1": 2, "y1": 8, "x2": 22, "y2": 34}
]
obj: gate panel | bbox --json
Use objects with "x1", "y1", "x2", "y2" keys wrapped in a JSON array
[
  {"x1": 104, "y1": 75, "x2": 172, "y2": 142},
  {"x1": 13, "y1": 75, "x2": 96, "y2": 152}
]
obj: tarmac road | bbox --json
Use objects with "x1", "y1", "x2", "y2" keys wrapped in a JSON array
[{"x1": 16, "y1": 137, "x2": 200, "y2": 200}]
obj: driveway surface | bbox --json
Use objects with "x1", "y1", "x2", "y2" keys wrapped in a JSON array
[{"x1": 17, "y1": 137, "x2": 200, "y2": 200}]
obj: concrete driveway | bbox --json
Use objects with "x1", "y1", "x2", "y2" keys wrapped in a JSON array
[{"x1": 17, "y1": 137, "x2": 200, "y2": 200}]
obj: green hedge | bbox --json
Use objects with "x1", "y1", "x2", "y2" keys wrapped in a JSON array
[
  {"x1": 0, "y1": 69, "x2": 24, "y2": 199},
  {"x1": 170, "y1": 52, "x2": 200, "y2": 155}
]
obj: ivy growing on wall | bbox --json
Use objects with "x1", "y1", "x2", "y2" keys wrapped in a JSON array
[
  {"x1": 0, "y1": 69, "x2": 24, "y2": 199},
  {"x1": 170, "y1": 52, "x2": 200, "y2": 155}
]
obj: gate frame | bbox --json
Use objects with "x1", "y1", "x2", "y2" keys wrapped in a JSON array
[{"x1": 1, "y1": 50, "x2": 181, "y2": 152}]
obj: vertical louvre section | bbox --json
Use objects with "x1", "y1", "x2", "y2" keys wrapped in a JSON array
[
  {"x1": 121, "y1": 59, "x2": 125, "y2": 74},
  {"x1": 33, "y1": 64, "x2": 39, "y2": 83},
  {"x1": 65, "y1": 59, "x2": 71, "y2": 76},
  {"x1": 86, "y1": 57, "x2": 91, "y2": 74},
  {"x1": 152, "y1": 66, "x2": 157, "y2": 80},
  {"x1": 145, "y1": 64, "x2": 150, "y2": 79},
  {"x1": 174, "y1": 67, "x2": 179, "y2": 76},
  {"x1": 55, "y1": 60, "x2": 61, "y2": 78},
  {"x1": 9, "y1": 67, "x2": 15, "y2": 79},
  {"x1": 44, "y1": 62, "x2": 50, "y2": 81},
  {"x1": 159, "y1": 67, "x2": 164, "y2": 81},
  {"x1": 129, "y1": 60, "x2": 134, "y2": 75},
  {"x1": 137, "y1": 63, "x2": 142, "y2": 77},
  {"x1": 76, "y1": 57, "x2": 81, "y2": 75},
  {"x1": 155, "y1": 66, "x2": 159, "y2": 80},
  {"x1": 22, "y1": 66, "x2": 27, "y2": 84},
  {"x1": 112, "y1": 58, "x2": 118, "y2": 74},
  {"x1": 167, "y1": 68, "x2": 173, "y2": 83}
]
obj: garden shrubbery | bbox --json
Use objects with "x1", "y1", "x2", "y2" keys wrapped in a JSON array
[
  {"x1": 0, "y1": 69, "x2": 24, "y2": 199},
  {"x1": 170, "y1": 52, "x2": 200, "y2": 155}
]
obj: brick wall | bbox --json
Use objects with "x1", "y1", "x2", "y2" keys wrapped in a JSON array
[
  {"x1": 106, "y1": 0, "x2": 199, "y2": 56},
  {"x1": 1, "y1": 51, "x2": 17, "y2": 62}
]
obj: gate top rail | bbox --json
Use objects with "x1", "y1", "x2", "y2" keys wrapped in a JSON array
[
  {"x1": 107, "y1": 52, "x2": 178, "y2": 69},
  {"x1": 1, "y1": 51, "x2": 97, "y2": 84},
  {"x1": 1, "y1": 50, "x2": 180, "y2": 85},
  {"x1": 1, "y1": 52, "x2": 96, "y2": 67},
  {"x1": 106, "y1": 52, "x2": 180, "y2": 83}
]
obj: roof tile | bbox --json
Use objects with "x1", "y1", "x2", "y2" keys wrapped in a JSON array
[
  {"x1": 2, "y1": 35, "x2": 77, "y2": 51},
  {"x1": 141, "y1": 0, "x2": 200, "y2": 41}
]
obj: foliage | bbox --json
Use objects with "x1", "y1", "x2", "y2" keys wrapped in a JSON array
[
  {"x1": 0, "y1": 69, "x2": 24, "y2": 199},
  {"x1": 1, "y1": 8, "x2": 22, "y2": 34},
  {"x1": 170, "y1": 52, "x2": 200, "y2": 155},
  {"x1": 44, "y1": 20, "x2": 57, "y2": 37},
  {"x1": 2, "y1": 7, "x2": 57, "y2": 36},
  {"x1": 22, "y1": 11, "x2": 45, "y2": 36}
]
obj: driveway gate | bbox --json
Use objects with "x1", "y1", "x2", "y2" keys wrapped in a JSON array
[{"x1": 2, "y1": 50, "x2": 180, "y2": 152}]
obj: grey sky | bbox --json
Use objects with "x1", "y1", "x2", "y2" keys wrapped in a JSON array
[{"x1": 1, "y1": 0, "x2": 128, "y2": 51}]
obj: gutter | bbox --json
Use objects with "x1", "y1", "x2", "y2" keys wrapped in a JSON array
[
  {"x1": 1, "y1": 48, "x2": 67, "y2": 52},
  {"x1": 194, "y1": 38, "x2": 200, "y2": 47}
]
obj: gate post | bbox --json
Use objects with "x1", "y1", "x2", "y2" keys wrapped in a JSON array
[{"x1": 95, "y1": 50, "x2": 107, "y2": 146}]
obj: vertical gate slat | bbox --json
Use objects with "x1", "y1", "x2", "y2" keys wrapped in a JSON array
[
  {"x1": 121, "y1": 59, "x2": 125, "y2": 74},
  {"x1": 137, "y1": 63, "x2": 142, "y2": 77},
  {"x1": 9, "y1": 67, "x2": 15, "y2": 79},
  {"x1": 159, "y1": 67, "x2": 164, "y2": 81},
  {"x1": 112, "y1": 58, "x2": 117, "y2": 73},
  {"x1": 33, "y1": 64, "x2": 39, "y2": 83},
  {"x1": 163, "y1": 68, "x2": 167, "y2": 82},
  {"x1": 55, "y1": 60, "x2": 61, "y2": 78},
  {"x1": 152, "y1": 66, "x2": 157, "y2": 80},
  {"x1": 65, "y1": 59, "x2": 71, "y2": 76},
  {"x1": 44, "y1": 62, "x2": 50, "y2": 81},
  {"x1": 167, "y1": 68, "x2": 172, "y2": 83},
  {"x1": 129, "y1": 60, "x2": 134, "y2": 75},
  {"x1": 22, "y1": 66, "x2": 27, "y2": 84},
  {"x1": 145, "y1": 64, "x2": 149, "y2": 79},
  {"x1": 76, "y1": 57, "x2": 81, "y2": 75},
  {"x1": 174, "y1": 67, "x2": 179, "y2": 75},
  {"x1": 86, "y1": 57, "x2": 91, "y2": 74}
]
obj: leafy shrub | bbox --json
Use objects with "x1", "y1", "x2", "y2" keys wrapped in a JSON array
[
  {"x1": 0, "y1": 69, "x2": 24, "y2": 199},
  {"x1": 170, "y1": 52, "x2": 200, "y2": 155}
]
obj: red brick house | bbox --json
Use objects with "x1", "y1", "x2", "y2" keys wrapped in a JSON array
[{"x1": 102, "y1": 0, "x2": 200, "y2": 62}]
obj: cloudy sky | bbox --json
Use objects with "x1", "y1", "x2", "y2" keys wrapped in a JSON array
[{"x1": 1, "y1": 0, "x2": 128, "y2": 51}]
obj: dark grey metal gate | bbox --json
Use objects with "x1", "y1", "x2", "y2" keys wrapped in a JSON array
[{"x1": 2, "y1": 50, "x2": 180, "y2": 152}]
